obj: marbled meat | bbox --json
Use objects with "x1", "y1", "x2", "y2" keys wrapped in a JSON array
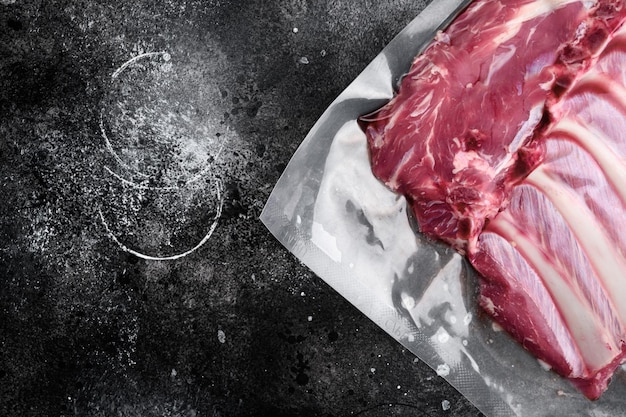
[{"x1": 361, "y1": 0, "x2": 626, "y2": 399}]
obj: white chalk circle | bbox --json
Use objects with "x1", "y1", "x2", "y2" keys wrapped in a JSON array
[{"x1": 99, "y1": 50, "x2": 229, "y2": 261}]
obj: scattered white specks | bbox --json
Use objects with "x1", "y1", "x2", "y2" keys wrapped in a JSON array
[
  {"x1": 300, "y1": 291, "x2": 306, "y2": 297},
  {"x1": 170, "y1": 368, "x2": 177, "y2": 378},
  {"x1": 407, "y1": 333, "x2": 415, "y2": 343},
  {"x1": 370, "y1": 367, "x2": 376, "y2": 373},
  {"x1": 413, "y1": 358, "x2": 419, "y2": 364},
  {"x1": 320, "y1": 49, "x2": 327, "y2": 57},
  {"x1": 462, "y1": 339, "x2": 468, "y2": 347},
  {"x1": 307, "y1": 316, "x2": 313, "y2": 322},
  {"x1": 396, "y1": 385, "x2": 401, "y2": 390},
  {"x1": 442, "y1": 399, "x2": 451, "y2": 411},
  {"x1": 217, "y1": 329, "x2": 226, "y2": 344},
  {"x1": 162, "y1": 52, "x2": 171, "y2": 62},
  {"x1": 463, "y1": 312, "x2": 473, "y2": 326},
  {"x1": 436, "y1": 363, "x2": 451, "y2": 377},
  {"x1": 98, "y1": 181, "x2": 223, "y2": 261},
  {"x1": 299, "y1": 56, "x2": 310, "y2": 65},
  {"x1": 292, "y1": 27, "x2": 298, "y2": 33}
]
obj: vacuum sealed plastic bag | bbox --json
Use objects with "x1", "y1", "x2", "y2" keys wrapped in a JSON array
[{"x1": 260, "y1": 0, "x2": 626, "y2": 415}]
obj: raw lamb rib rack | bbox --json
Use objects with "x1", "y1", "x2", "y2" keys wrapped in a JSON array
[{"x1": 360, "y1": 0, "x2": 626, "y2": 400}]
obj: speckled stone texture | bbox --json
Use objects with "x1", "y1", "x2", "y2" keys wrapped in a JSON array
[{"x1": 1, "y1": 1, "x2": 485, "y2": 416}]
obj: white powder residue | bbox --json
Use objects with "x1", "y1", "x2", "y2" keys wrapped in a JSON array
[
  {"x1": 217, "y1": 329, "x2": 226, "y2": 344},
  {"x1": 441, "y1": 399, "x2": 451, "y2": 411}
]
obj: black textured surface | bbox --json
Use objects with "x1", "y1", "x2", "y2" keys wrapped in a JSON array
[{"x1": 1, "y1": 1, "x2": 485, "y2": 416}]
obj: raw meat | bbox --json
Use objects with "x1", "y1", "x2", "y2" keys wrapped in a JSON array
[{"x1": 360, "y1": 0, "x2": 626, "y2": 399}]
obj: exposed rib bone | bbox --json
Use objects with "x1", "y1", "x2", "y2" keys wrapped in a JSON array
[
  {"x1": 526, "y1": 166, "x2": 626, "y2": 327},
  {"x1": 489, "y1": 210, "x2": 620, "y2": 373}
]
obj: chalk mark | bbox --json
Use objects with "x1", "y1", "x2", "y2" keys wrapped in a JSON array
[
  {"x1": 99, "y1": 50, "x2": 226, "y2": 260},
  {"x1": 101, "y1": 50, "x2": 228, "y2": 189},
  {"x1": 101, "y1": 51, "x2": 171, "y2": 179},
  {"x1": 102, "y1": 130, "x2": 227, "y2": 191},
  {"x1": 99, "y1": 112, "x2": 150, "y2": 179},
  {"x1": 98, "y1": 178, "x2": 224, "y2": 261},
  {"x1": 100, "y1": 51, "x2": 169, "y2": 178},
  {"x1": 111, "y1": 51, "x2": 168, "y2": 80}
]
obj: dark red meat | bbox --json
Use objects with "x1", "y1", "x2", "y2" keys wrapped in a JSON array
[{"x1": 361, "y1": 0, "x2": 626, "y2": 399}]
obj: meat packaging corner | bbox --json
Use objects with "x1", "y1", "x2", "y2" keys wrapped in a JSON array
[{"x1": 260, "y1": 0, "x2": 626, "y2": 415}]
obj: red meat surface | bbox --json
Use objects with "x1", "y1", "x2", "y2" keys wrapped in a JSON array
[{"x1": 361, "y1": 0, "x2": 626, "y2": 399}]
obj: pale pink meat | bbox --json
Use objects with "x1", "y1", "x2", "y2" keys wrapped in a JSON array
[{"x1": 362, "y1": 0, "x2": 626, "y2": 399}]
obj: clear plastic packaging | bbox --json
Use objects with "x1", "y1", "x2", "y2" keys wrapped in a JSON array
[{"x1": 260, "y1": 1, "x2": 626, "y2": 415}]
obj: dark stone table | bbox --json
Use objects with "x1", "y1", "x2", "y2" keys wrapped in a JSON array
[{"x1": 1, "y1": 1, "x2": 484, "y2": 415}]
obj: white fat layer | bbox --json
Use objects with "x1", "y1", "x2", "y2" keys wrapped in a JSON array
[
  {"x1": 509, "y1": 104, "x2": 544, "y2": 154},
  {"x1": 485, "y1": 44, "x2": 517, "y2": 86},
  {"x1": 493, "y1": 0, "x2": 582, "y2": 45}
]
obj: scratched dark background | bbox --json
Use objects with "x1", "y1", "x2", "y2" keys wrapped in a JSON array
[{"x1": 0, "y1": 1, "x2": 485, "y2": 416}]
